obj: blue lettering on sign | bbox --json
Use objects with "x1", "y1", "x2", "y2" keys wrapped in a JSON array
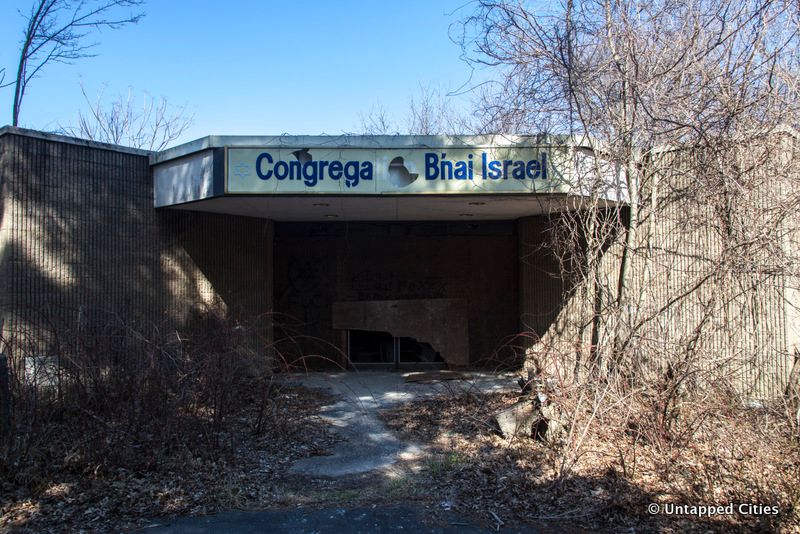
[
  {"x1": 256, "y1": 152, "x2": 274, "y2": 179},
  {"x1": 428, "y1": 152, "x2": 549, "y2": 181},
  {"x1": 253, "y1": 152, "x2": 373, "y2": 188},
  {"x1": 253, "y1": 151, "x2": 549, "y2": 188}
]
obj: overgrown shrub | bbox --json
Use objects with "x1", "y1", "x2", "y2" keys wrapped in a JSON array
[{"x1": 0, "y1": 307, "x2": 274, "y2": 490}]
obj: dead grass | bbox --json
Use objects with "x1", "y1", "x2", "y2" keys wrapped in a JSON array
[
  {"x1": 0, "y1": 384, "x2": 341, "y2": 533},
  {"x1": 4, "y1": 367, "x2": 797, "y2": 533},
  {"x1": 380, "y1": 389, "x2": 800, "y2": 533}
]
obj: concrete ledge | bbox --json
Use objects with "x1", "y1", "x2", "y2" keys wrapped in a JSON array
[
  {"x1": 149, "y1": 133, "x2": 580, "y2": 165},
  {"x1": 0, "y1": 125, "x2": 151, "y2": 156}
]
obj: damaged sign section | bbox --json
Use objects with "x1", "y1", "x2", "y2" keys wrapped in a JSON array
[{"x1": 152, "y1": 134, "x2": 593, "y2": 206}]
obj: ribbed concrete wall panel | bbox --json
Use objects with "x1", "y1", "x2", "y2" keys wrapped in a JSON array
[
  {"x1": 0, "y1": 132, "x2": 273, "y2": 351},
  {"x1": 519, "y1": 142, "x2": 797, "y2": 399}
]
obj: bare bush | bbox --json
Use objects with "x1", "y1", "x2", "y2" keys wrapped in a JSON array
[
  {"x1": 358, "y1": 83, "x2": 471, "y2": 136},
  {"x1": 0, "y1": 304, "x2": 340, "y2": 532},
  {"x1": 0, "y1": 306, "x2": 274, "y2": 489},
  {"x1": 358, "y1": 103, "x2": 399, "y2": 136},
  {"x1": 59, "y1": 84, "x2": 193, "y2": 150},
  {"x1": 382, "y1": 368, "x2": 799, "y2": 530}
]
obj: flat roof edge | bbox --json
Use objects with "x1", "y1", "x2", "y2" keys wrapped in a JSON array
[
  {"x1": 0, "y1": 125, "x2": 152, "y2": 156},
  {"x1": 150, "y1": 133, "x2": 585, "y2": 165}
]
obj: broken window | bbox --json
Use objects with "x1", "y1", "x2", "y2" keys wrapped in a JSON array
[{"x1": 348, "y1": 330, "x2": 444, "y2": 368}]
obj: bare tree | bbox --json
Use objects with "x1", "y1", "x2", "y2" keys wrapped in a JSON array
[
  {"x1": 358, "y1": 103, "x2": 399, "y2": 136},
  {"x1": 5, "y1": 0, "x2": 144, "y2": 126},
  {"x1": 407, "y1": 84, "x2": 459, "y2": 135},
  {"x1": 60, "y1": 84, "x2": 194, "y2": 150},
  {"x1": 459, "y1": 0, "x2": 800, "y2": 392},
  {"x1": 359, "y1": 84, "x2": 472, "y2": 135}
]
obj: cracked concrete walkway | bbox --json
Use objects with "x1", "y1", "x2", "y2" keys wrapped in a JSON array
[
  {"x1": 140, "y1": 372, "x2": 531, "y2": 534},
  {"x1": 285, "y1": 371, "x2": 514, "y2": 478}
]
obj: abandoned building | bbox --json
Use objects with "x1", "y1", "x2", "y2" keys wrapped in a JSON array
[{"x1": 0, "y1": 126, "x2": 796, "y2": 398}]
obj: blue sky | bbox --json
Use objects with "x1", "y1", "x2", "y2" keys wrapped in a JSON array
[{"x1": 0, "y1": 0, "x2": 483, "y2": 145}]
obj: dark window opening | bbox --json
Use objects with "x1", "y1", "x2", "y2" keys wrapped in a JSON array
[
  {"x1": 398, "y1": 337, "x2": 443, "y2": 364},
  {"x1": 348, "y1": 330, "x2": 394, "y2": 364},
  {"x1": 348, "y1": 330, "x2": 445, "y2": 368}
]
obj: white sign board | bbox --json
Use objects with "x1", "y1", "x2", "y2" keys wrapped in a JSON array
[{"x1": 226, "y1": 147, "x2": 566, "y2": 195}]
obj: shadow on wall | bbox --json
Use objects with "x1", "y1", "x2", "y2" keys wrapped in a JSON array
[
  {"x1": 162, "y1": 211, "x2": 272, "y2": 324},
  {"x1": 0, "y1": 133, "x2": 272, "y2": 352},
  {"x1": 515, "y1": 210, "x2": 626, "y2": 374}
]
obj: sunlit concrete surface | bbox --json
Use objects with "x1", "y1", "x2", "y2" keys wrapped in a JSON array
[{"x1": 284, "y1": 371, "x2": 515, "y2": 477}]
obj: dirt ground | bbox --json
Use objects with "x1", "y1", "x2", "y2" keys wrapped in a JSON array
[
  {"x1": 2, "y1": 380, "x2": 798, "y2": 533},
  {"x1": 378, "y1": 390, "x2": 800, "y2": 533},
  {"x1": 1, "y1": 385, "x2": 342, "y2": 533}
]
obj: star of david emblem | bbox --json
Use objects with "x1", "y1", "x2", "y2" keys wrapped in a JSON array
[{"x1": 233, "y1": 162, "x2": 251, "y2": 178}]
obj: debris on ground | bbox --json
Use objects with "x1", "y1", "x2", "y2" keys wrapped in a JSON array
[
  {"x1": 379, "y1": 388, "x2": 800, "y2": 532},
  {"x1": 489, "y1": 368, "x2": 568, "y2": 441},
  {"x1": 4, "y1": 371, "x2": 798, "y2": 533},
  {"x1": 0, "y1": 384, "x2": 341, "y2": 534},
  {"x1": 405, "y1": 371, "x2": 473, "y2": 383}
]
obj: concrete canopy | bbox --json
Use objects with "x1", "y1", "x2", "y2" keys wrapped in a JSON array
[
  {"x1": 162, "y1": 193, "x2": 574, "y2": 221},
  {"x1": 151, "y1": 134, "x2": 625, "y2": 221}
]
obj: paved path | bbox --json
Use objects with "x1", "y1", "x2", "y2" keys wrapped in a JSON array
[
  {"x1": 141, "y1": 372, "x2": 522, "y2": 534},
  {"x1": 286, "y1": 371, "x2": 514, "y2": 477}
]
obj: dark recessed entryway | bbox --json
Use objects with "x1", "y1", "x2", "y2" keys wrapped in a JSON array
[{"x1": 273, "y1": 221, "x2": 519, "y2": 369}]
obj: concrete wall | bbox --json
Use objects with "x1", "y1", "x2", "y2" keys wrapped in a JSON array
[
  {"x1": 518, "y1": 216, "x2": 567, "y2": 344},
  {"x1": 273, "y1": 221, "x2": 519, "y2": 368},
  {"x1": 518, "y1": 144, "x2": 798, "y2": 399},
  {"x1": 4, "y1": 125, "x2": 795, "y2": 392},
  {"x1": 0, "y1": 128, "x2": 273, "y2": 350}
]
